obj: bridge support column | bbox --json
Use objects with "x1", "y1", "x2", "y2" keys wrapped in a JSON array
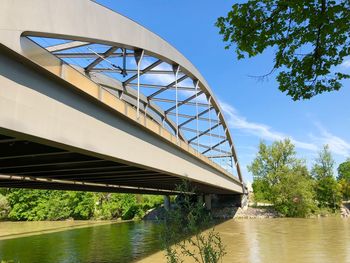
[
  {"x1": 197, "y1": 194, "x2": 204, "y2": 204},
  {"x1": 164, "y1": 195, "x2": 171, "y2": 210},
  {"x1": 204, "y1": 194, "x2": 212, "y2": 210},
  {"x1": 211, "y1": 194, "x2": 243, "y2": 208}
]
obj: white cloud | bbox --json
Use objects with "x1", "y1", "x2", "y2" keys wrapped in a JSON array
[
  {"x1": 341, "y1": 58, "x2": 350, "y2": 68},
  {"x1": 310, "y1": 125, "x2": 350, "y2": 157},
  {"x1": 219, "y1": 100, "x2": 318, "y2": 151}
]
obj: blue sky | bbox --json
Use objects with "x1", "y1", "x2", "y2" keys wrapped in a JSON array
[{"x1": 97, "y1": 0, "x2": 350, "y2": 183}]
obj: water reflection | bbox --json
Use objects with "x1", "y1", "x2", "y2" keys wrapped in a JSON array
[
  {"x1": 0, "y1": 221, "x2": 162, "y2": 263},
  {"x1": 140, "y1": 217, "x2": 350, "y2": 263},
  {"x1": 0, "y1": 218, "x2": 349, "y2": 263},
  {"x1": 215, "y1": 218, "x2": 349, "y2": 263}
]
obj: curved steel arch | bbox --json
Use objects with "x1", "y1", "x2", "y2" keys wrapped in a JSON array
[{"x1": 0, "y1": 0, "x2": 243, "y2": 183}]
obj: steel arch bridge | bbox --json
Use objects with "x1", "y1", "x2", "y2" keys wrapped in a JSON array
[{"x1": 0, "y1": 0, "x2": 245, "y2": 195}]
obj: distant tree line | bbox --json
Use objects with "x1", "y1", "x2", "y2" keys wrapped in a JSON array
[
  {"x1": 250, "y1": 139, "x2": 350, "y2": 217},
  {"x1": 0, "y1": 190, "x2": 163, "y2": 221}
]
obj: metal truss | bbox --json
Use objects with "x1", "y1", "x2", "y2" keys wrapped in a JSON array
[{"x1": 28, "y1": 36, "x2": 242, "y2": 180}]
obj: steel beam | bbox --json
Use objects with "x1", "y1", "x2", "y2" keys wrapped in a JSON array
[
  {"x1": 123, "y1": 59, "x2": 162, "y2": 85},
  {"x1": 0, "y1": 174, "x2": 179, "y2": 194},
  {"x1": 202, "y1": 139, "x2": 228, "y2": 154},
  {"x1": 167, "y1": 112, "x2": 217, "y2": 122},
  {"x1": 178, "y1": 107, "x2": 214, "y2": 128},
  {"x1": 0, "y1": 151, "x2": 68, "y2": 160},
  {"x1": 85, "y1": 46, "x2": 119, "y2": 72},
  {"x1": 47, "y1": 41, "x2": 89, "y2": 52},
  {"x1": 151, "y1": 98, "x2": 209, "y2": 107},
  {"x1": 13, "y1": 165, "x2": 131, "y2": 175},
  {"x1": 92, "y1": 68, "x2": 171, "y2": 74},
  {"x1": 148, "y1": 75, "x2": 188, "y2": 99},
  {"x1": 165, "y1": 90, "x2": 204, "y2": 113},
  {"x1": 188, "y1": 123, "x2": 221, "y2": 143},
  {"x1": 127, "y1": 83, "x2": 195, "y2": 92},
  {"x1": 56, "y1": 52, "x2": 141, "y2": 58},
  {"x1": 180, "y1": 127, "x2": 225, "y2": 139},
  {"x1": 190, "y1": 142, "x2": 231, "y2": 155}
]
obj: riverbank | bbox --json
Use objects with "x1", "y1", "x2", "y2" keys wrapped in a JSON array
[
  {"x1": 212, "y1": 203, "x2": 349, "y2": 219},
  {"x1": 341, "y1": 203, "x2": 350, "y2": 218},
  {"x1": 233, "y1": 206, "x2": 280, "y2": 219}
]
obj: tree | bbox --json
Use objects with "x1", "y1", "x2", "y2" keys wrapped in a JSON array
[
  {"x1": 311, "y1": 145, "x2": 342, "y2": 209},
  {"x1": 248, "y1": 139, "x2": 316, "y2": 217},
  {"x1": 216, "y1": 1, "x2": 350, "y2": 100},
  {"x1": 271, "y1": 164, "x2": 316, "y2": 217},
  {"x1": 337, "y1": 159, "x2": 350, "y2": 200}
]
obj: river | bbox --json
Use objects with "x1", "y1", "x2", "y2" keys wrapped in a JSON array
[{"x1": 0, "y1": 217, "x2": 349, "y2": 263}]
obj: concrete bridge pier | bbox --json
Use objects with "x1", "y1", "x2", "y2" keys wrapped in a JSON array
[
  {"x1": 210, "y1": 194, "x2": 245, "y2": 210},
  {"x1": 164, "y1": 195, "x2": 171, "y2": 210},
  {"x1": 204, "y1": 194, "x2": 212, "y2": 210}
]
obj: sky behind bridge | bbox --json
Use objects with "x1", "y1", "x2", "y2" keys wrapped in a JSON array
[{"x1": 97, "y1": 0, "x2": 350, "y2": 183}]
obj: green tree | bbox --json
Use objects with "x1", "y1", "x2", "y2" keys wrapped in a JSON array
[
  {"x1": 311, "y1": 145, "x2": 342, "y2": 210},
  {"x1": 337, "y1": 159, "x2": 350, "y2": 200},
  {"x1": 248, "y1": 139, "x2": 316, "y2": 217},
  {"x1": 216, "y1": 1, "x2": 350, "y2": 100},
  {"x1": 4, "y1": 188, "x2": 165, "y2": 221},
  {"x1": 271, "y1": 165, "x2": 316, "y2": 217},
  {"x1": 7, "y1": 189, "x2": 50, "y2": 221},
  {"x1": 249, "y1": 139, "x2": 298, "y2": 201}
]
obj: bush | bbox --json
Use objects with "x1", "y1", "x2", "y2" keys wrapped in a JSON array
[
  {"x1": 3, "y1": 188, "x2": 163, "y2": 221},
  {"x1": 161, "y1": 181, "x2": 226, "y2": 263},
  {"x1": 272, "y1": 170, "x2": 316, "y2": 217}
]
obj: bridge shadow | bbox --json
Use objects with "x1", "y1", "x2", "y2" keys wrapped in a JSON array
[
  {"x1": 133, "y1": 215, "x2": 235, "y2": 263},
  {"x1": 134, "y1": 198, "x2": 239, "y2": 263}
]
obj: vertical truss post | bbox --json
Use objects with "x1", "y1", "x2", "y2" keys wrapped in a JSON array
[
  {"x1": 173, "y1": 65, "x2": 180, "y2": 142},
  {"x1": 208, "y1": 96, "x2": 212, "y2": 149},
  {"x1": 122, "y1": 48, "x2": 127, "y2": 77},
  {"x1": 144, "y1": 104, "x2": 148, "y2": 125},
  {"x1": 217, "y1": 112, "x2": 223, "y2": 167},
  {"x1": 135, "y1": 50, "x2": 145, "y2": 119},
  {"x1": 231, "y1": 156, "x2": 234, "y2": 176},
  {"x1": 194, "y1": 80, "x2": 200, "y2": 152}
]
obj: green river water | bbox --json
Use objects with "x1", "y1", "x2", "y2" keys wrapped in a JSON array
[{"x1": 0, "y1": 217, "x2": 349, "y2": 263}]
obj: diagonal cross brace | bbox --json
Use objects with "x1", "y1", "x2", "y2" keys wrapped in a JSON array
[
  {"x1": 85, "y1": 46, "x2": 119, "y2": 72},
  {"x1": 123, "y1": 59, "x2": 162, "y2": 85},
  {"x1": 148, "y1": 75, "x2": 188, "y2": 99},
  {"x1": 188, "y1": 122, "x2": 221, "y2": 143},
  {"x1": 178, "y1": 107, "x2": 213, "y2": 128},
  {"x1": 202, "y1": 139, "x2": 227, "y2": 154},
  {"x1": 165, "y1": 90, "x2": 204, "y2": 114}
]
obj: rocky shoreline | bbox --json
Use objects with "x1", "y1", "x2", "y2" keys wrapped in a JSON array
[
  {"x1": 341, "y1": 204, "x2": 350, "y2": 218},
  {"x1": 233, "y1": 207, "x2": 280, "y2": 219},
  {"x1": 144, "y1": 203, "x2": 350, "y2": 220}
]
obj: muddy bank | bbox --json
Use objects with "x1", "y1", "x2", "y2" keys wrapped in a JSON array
[{"x1": 341, "y1": 203, "x2": 350, "y2": 218}]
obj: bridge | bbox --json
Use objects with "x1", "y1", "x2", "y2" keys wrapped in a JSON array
[{"x1": 0, "y1": 0, "x2": 245, "y2": 201}]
